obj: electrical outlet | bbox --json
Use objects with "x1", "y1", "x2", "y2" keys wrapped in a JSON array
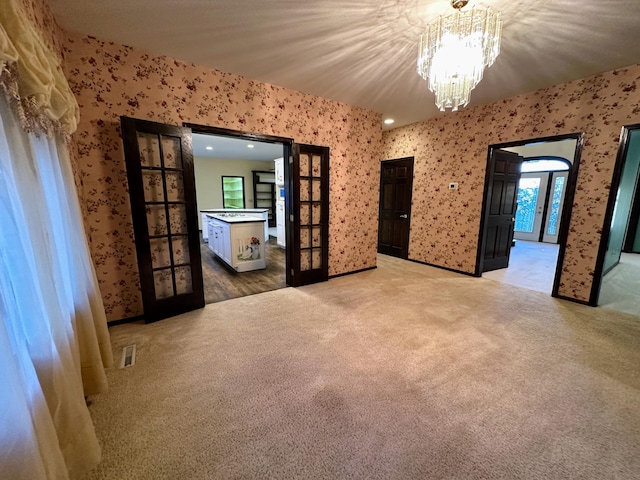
[{"x1": 449, "y1": 182, "x2": 459, "y2": 190}]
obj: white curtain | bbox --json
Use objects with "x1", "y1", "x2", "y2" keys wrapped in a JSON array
[{"x1": 0, "y1": 89, "x2": 110, "y2": 479}]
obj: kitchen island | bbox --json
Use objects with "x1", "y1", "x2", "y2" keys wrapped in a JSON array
[
  {"x1": 206, "y1": 214, "x2": 266, "y2": 272},
  {"x1": 200, "y1": 208, "x2": 269, "y2": 242}
]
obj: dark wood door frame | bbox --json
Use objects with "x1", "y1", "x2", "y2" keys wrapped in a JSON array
[
  {"x1": 184, "y1": 124, "x2": 331, "y2": 289},
  {"x1": 184, "y1": 123, "x2": 294, "y2": 287},
  {"x1": 590, "y1": 123, "x2": 640, "y2": 305},
  {"x1": 184, "y1": 124, "x2": 294, "y2": 147},
  {"x1": 377, "y1": 157, "x2": 414, "y2": 259},
  {"x1": 476, "y1": 132, "x2": 584, "y2": 300}
]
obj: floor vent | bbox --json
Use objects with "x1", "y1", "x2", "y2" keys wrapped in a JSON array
[{"x1": 120, "y1": 344, "x2": 137, "y2": 368}]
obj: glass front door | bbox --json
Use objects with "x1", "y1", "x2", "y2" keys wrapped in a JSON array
[
  {"x1": 514, "y1": 173, "x2": 548, "y2": 242},
  {"x1": 542, "y1": 172, "x2": 568, "y2": 243},
  {"x1": 514, "y1": 171, "x2": 568, "y2": 244}
]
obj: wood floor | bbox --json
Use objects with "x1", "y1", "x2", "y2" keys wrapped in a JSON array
[{"x1": 200, "y1": 235, "x2": 287, "y2": 304}]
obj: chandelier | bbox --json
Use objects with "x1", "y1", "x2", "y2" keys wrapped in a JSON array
[{"x1": 417, "y1": 0, "x2": 502, "y2": 111}]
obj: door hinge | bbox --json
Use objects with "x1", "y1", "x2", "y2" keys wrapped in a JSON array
[
  {"x1": 289, "y1": 156, "x2": 293, "y2": 164},
  {"x1": 290, "y1": 214, "x2": 294, "y2": 222},
  {"x1": 291, "y1": 269, "x2": 295, "y2": 277}
]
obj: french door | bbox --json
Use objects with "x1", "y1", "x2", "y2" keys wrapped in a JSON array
[
  {"x1": 122, "y1": 118, "x2": 331, "y2": 320},
  {"x1": 288, "y1": 143, "x2": 330, "y2": 286},
  {"x1": 121, "y1": 117, "x2": 204, "y2": 322},
  {"x1": 514, "y1": 171, "x2": 568, "y2": 243},
  {"x1": 514, "y1": 173, "x2": 549, "y2": 242},
  {"x1": 542, "y1": 172, "x2": 568, "y2": 243}
]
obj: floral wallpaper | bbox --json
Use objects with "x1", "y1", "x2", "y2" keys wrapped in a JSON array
[
  {"x1": 382, "y1": 65, "x2": 640, "y2": 302},
  {"x1": 17, "y1": 0, "x2": 64, "y2": 60},
  {"x1": 23, "y1": 0, "x2": 638, "y2": 313},
  {"x1": 63, "y1": 33, "x2": 382, "y2": 321}
]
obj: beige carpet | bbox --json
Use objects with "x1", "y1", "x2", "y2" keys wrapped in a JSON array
[{"x1": 84, "y1": 255, "x2": 640, "y2": 480}]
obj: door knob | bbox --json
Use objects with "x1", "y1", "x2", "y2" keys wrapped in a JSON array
[{"x1": 399, "y1": 214, "x2": 408, "y2": 218}]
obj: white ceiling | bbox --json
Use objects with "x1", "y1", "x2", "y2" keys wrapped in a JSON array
[
  {"x1": 192, "y1": 133, "x2": 284, "y2": 161},
  {"x1": 49, "y1": 0, "x2": 640, "y2": 130}
]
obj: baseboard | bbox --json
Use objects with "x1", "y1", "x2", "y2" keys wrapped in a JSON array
[
  {"x1": 407, "y1": 258, "x2": 479, "y2": 277},
  {"x1": 553, "y1": 294, "x2": 593, "y2": 307},
  {"x1": 329, "y1": 266, "x2": 377, "y2": 279},
  {"x1": 107, "y1": 314, "x2": 144, "y2": 327}
]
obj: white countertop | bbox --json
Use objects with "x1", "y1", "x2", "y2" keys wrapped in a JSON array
[
  {"x1": 200, "y1": 208, "x2": 268, "y2": 213},
  {"x1": 206, "y1": 213, "x2": 266, "y2": 224}
]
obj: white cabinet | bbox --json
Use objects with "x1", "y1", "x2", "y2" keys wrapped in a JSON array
[
  {"x1": 208, "y1": 220, "x2": 231, "y2": 264},
  {"x1": 274, "y1": 158, "x2": 286, "y2": 248},
  {"x1": 276, "y1": 200, "x2": 286, "y2": 248},
  {"x1": 219, "y1": 222, "x2": 231, "y2": 265},
  {"x1": 207, "y1": 216, "x2": 266, "y2": 272},
  {"x1": 201, "y1": 209, "x2": 269, "y2": 242},
  {"x1": 274, "y1": 157, "x2": 285, "y2": 185},
  {"x1": 207, "y1": 221, "x2": 219, "y2": 254}
]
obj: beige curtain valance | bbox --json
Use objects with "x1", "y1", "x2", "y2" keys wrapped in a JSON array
[{"x1": 0, "y1": 1, "x2": 79, "y2": 135}]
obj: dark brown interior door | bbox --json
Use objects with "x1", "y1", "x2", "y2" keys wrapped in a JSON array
[
  {"x1": 121, "y1": 117, "x2": 204, "y2": 322},
  {"x1": 288, "y1": 143, "x2": 329, "y2": 287},
  {"x1": 482, "y1": 149, "x2": 523, "y2": 272},
  {"x1": 378, "y1": 157, "x2": 414, "y2": 259}
]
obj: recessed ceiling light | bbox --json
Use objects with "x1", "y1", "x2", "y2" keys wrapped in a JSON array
[
  {"x1": 205, "y1": 146, "x2": 213, "y2": 150},
  {"x1": 247, "y1": 144, "x2": 255, "y2": 149},
  {"x1": 384, "y1": 118, "x2": 395, "y2": 125}
]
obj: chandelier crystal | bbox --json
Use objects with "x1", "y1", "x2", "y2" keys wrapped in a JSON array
[{"x1": 417, "y1": 0, "x2": 502, "y2": 112}]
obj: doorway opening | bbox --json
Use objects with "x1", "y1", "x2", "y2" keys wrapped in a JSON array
[
  {"x1": 478, "y1": 134, "x2": 583, "y2": 296},
  {"x1": 592, "y1": 123, "x2": 640, "y2": 316},
  {"x1": 121, "y1": 117, "x2": 330, "y2": 322},
  {"x1": 191, "y1": 131, "x2": 288, "y2": 304}
]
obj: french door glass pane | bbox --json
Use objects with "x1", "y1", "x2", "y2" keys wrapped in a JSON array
[
  {"x1": 137, "y1": 133, "x2": 161, "y2": 167},
  {"x1": 515, "y1": 177, "x2": 541, "y2": 233},
  {"x1": 142, "y1": 171, "x2": 165, "y2": 202},
  {"x1": 175, "y1": 266, "x2": 193, "y2": 295},
  {"x1": 312, "y1": 248, "x2": 322, "y2": 268},
  {"x1": 547, "y1": 176, "x2": 566, "y2": 236},
  {"x1": 147, "y1": 205, "x2": 167, "y2": 236},
  {"x1": 150, "y1": 237, "x2": 171, "y2": 268},
  {"x1": 165, "y1": 171, "x2": 185, "y2": 201},
  {"x1": 153, "y1": 269, "x2": 174, "y2": 299},
  {"x1": 312, "y1": 204, "x2": 321, "y2": 224},
  {"x1": 300, "y1": 179, "x2": 310, "y2": 201},
  {"x1": 301, "y1": 250, "x2": 311, "y2": 271},
  {"x1": 160, "y1": 135, "x2": 182, "y2": 169},
  {"x1": 300, "y1": 227, "x2": 310, "y2": 248}
]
